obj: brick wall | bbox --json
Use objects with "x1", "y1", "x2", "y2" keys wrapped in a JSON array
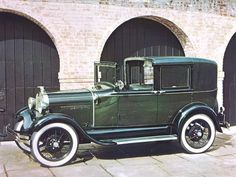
[{"x1": 0, "y1": 0, "x2": 236, "y2": 106}]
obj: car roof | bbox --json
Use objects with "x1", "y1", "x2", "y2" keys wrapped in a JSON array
[{"x1": 124, "y1": 56, "x2": 217, "y2": 66}]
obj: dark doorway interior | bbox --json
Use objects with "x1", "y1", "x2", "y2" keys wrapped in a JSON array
[
  {"x1": 101, "y1": 18, "x2": 185, "y2": 80},
  {"x1": 223, "y1": 33, "x2": 236, "y2": 125},
  {"x1": 0, "y1": 13, "x2": 60, "y2": 140}
]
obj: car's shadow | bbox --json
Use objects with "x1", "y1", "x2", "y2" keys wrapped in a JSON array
[
  {"x1": 73, "y1": 132, "x2": 233, "y2": 164},
  {"x1": 75, "y1": 141, "x2": 185, "y2": 163}
]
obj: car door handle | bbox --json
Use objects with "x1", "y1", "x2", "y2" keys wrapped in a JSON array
[
  {"x1": 152, "y1": 91, "x2": 166, "y2": 95},
  {"x1": 158, "y1": 90, "x2": 166, "y2": 95},
  {"x1": 0, "y1": 108, "x2": 5, "y2": 112}
]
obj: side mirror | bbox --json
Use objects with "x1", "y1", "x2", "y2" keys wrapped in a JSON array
[{"x1": 115, "y1": 80, "x2": 124, "y2": 91}]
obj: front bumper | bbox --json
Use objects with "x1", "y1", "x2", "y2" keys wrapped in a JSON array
[
  {"x1": 0, "y1": 108, "x2": 33, "y2": 142},
  {"x1": 6, "y1": 122, "x2": 31, "y2": 146}
]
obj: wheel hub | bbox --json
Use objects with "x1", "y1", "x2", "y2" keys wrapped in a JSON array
[
  {"x1": 188, "y1": 123, "x2": 204, "y2": 141},
  {"x1": 53, "y1": 141, "x2": 60, "y2": 148},
  {"x1": 197, "y1": 131, "x2": 202, "y2": 137},
  {"x1": 45, "y1": 135, "x2": 62, "y2": 152}
]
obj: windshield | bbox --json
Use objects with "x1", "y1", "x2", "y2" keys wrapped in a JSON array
[{"x1": 94, "y1": 62, "x2": 117, "y2": 84}]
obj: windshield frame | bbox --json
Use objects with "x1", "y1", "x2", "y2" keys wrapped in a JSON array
[{"x1": 94, "y1": 61, "x2": 117, "y2": 85}]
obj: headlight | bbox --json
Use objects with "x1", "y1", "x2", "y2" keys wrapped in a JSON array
[
  {"x1": 41, "y1": 94, "x2": 49, "y2": 111},
  {"x1": 28, "y1": 97, "x2": 36, "y2": 109},
  {"x1": 35, "y1": 86, "x2": 49, "y2": 114}
]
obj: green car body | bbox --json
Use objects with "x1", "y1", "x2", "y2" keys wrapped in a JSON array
[{"x1": 9, "y1": 56, "x2": 228, "y2": 167}]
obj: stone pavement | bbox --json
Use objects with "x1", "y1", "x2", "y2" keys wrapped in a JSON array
[{"x1": 0, "y1": 127, "x2": 236, "y2": 177}]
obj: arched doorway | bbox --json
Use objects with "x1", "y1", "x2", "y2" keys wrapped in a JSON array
[
  {"x1": 223, "y1": 33, "x2": 236, "y2": 125},
  {"x1": 101, "y1": 18, "x2": 185, "y2": 79},
  {"x1": 0, "y1": 13, "x2": 60, "y2": 140}
]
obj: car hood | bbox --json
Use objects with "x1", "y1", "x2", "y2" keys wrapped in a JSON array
[{"x1": 47, "y1": 89, "x2": 94, "y2": 104}]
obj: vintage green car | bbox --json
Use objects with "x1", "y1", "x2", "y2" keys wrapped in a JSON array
[{"x1": 7, "y1": 56, "x2": 228, "y2": 167}]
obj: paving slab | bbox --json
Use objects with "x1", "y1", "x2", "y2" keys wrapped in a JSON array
[
  {"x1": 105, "y1": 164, "x2": 169, "y2": 177},
  {"x1": 4, "y1": 159, "x2": 41, "y2": 172},
  {"x1": 207, "y1": 145, "x2": 236, "y2": 157},
  {"x1": 154, "y1": 154, "x2": 202, "y2": 176},
  {"x1": 50, "y1": 164, "x2": 111, "y2": 177},
  {"x1": 0, "y1": 165, "x2": 4, "y2": 174},
  {"x1": 85, "y1": 157, "x2": 122, "y2": 167},
  {"x1": 153, "y1": 153, "x2": 189, "y2": 164},
  {"x1": 0, "y1": 172, "x2": 6, "y2": 177},
  {"x1": 218, "y1": 154, "x2": 236, "y2": 168},
  {"x1": 117, "y1": 156, "x2": 158, "y2": 165},
  {"x1": 7, "y1": 167, "x2": 53, "y2": 177}
]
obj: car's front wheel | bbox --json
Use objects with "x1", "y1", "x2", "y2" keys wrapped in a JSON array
[
  {"x1": 31, "y1": 123, "x2": 78, "y2": 167},
  {"x1": 180, "y1": 114, "x2": 216, "y2": 153}
]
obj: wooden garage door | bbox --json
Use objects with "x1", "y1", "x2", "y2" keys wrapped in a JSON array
[
  {"x1": 224, "y1": 33, "x2": 236, "y2": 125},
  {"x1": 101, "y1": 18, "x2": 184, "y2": 80},
  {"x1": 101, "y1": 18, "x2": 184, "y2": 62},
  {"x1": 0, "y1": 13, "x2": 60, "y2": 140}
]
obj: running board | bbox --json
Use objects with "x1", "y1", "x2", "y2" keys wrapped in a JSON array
[{"x1": 100, "y1": 134, "x2": 178, "y2": 145}]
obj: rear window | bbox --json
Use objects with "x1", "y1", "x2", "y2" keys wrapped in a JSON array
[{"x1": 160, "y1": 65, "x2": 191, "y2": 90}]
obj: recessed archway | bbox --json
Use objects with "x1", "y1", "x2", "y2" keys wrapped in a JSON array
[
  {"x1": 101, "y1": 17, "x2": 185, "y2": 79},
  {"x1": 0, "y1": 12, "x2": 60, "y2": 140},
  {"x1": 223, "y1": 32, "x2": 236, "y2": 125}
]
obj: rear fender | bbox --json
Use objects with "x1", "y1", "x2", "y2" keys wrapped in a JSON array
[{"x1": 172, "y1": 103, "x2": 222, "y2": 135}]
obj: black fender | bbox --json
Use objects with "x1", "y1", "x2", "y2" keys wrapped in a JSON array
[
  {"x1": 32, "y1": 113, "x2": 115, "y2": 146},
  {"x1": 172, "y1": 103, "x2": 222, "y2": 136}
]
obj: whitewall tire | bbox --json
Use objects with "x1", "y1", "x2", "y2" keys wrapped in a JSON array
[
  {"x1": 31, "y1": 123, "x2": 78, "y2": 167},
  {"x1": 180, "y1": 114, "x2": 216, "y2": 154}
]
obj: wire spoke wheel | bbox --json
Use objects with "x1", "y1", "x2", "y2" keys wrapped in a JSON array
[
  {"x1": 180, "y1": 114, "x2": 216, "y2": 153},
  {"x1": 38, "y1": 128, "x2": 73, "y2": 161},
  {"x1": 31, "y1": 123, "x2": 78, "y2": 167},
  {"x1": 185, "y1": 120, "x2": 211, "y2": 149}
]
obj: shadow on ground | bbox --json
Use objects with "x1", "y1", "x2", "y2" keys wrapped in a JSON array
[
  {"x1": 212, "y1": 131, "x2": 235, "y2": 150},
  {"x1": 76, "y1": 141, "x2": 184, "y2": 163},
  {"x1": 74, "y1": 131, "x2": 233, "y2": 164}
]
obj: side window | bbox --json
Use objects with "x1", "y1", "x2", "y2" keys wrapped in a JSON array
[
  {"x1": 126, "y1": 60, "x2": 154, "y2": 85},
  {"x1": 127, "y1": 61, "x2": 144, "y2": 84},
  {"x1": 160, "y1": 65, "x2": 191, "y2": 90}
]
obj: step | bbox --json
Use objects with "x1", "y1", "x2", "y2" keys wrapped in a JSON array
[{"x1": 100, "y1": 134, "x2": 178, "y2": 145}]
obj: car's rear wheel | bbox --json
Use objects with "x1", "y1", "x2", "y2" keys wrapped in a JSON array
[
  {"x1": 180, "y1": 114, "x2": 216, "y2": 153},
  {"x1": 31, "y1": 123, "x2": 78, "y2": 167}
]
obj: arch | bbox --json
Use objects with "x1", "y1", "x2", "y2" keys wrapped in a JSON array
[
  {"x1": 0, "y1": 8, "x2": 57, "y2": 47},
  {"x1": 223, "y1": 32, "x2": 236, "y2": 125},
  {"x1": 0, "y1": 12, "x2": 60, "y2": 140},
  {"x1": 220, "y1": 26, "x2": 236, "y2": 68},
  {"x1": 144, "y1": 16, "x2": 194, "y2": 55},
  {"x1": 97, "y1": 15, "x2": 195, "y2": 60}
]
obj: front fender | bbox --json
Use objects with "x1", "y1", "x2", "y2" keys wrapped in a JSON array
[
  {"x1": 33, "y1": 113, "x2": 80, "y2": 132},
  {"x1": 15, "y1": 108, "x2": 34, "y2": 131},
  {"x1": 172, "y1": 103, "x2": 222, "y2": 135},
  {"x1": 33, "y1": 113, "x2": 115, "y2": 146}
]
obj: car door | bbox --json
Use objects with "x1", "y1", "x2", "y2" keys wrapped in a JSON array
[
  {"x1": 117, "y1": 59, "x2": 157, "y2": 126},
  {"x1": 117, "y1": 90, "x2": 157, "y2": 126},
  {"x1": 156, "y1": 65, "x2": 193, "y2": 124},
  {"x1": 94, "y1": 61, "x2": 119, "y2": 127}
]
